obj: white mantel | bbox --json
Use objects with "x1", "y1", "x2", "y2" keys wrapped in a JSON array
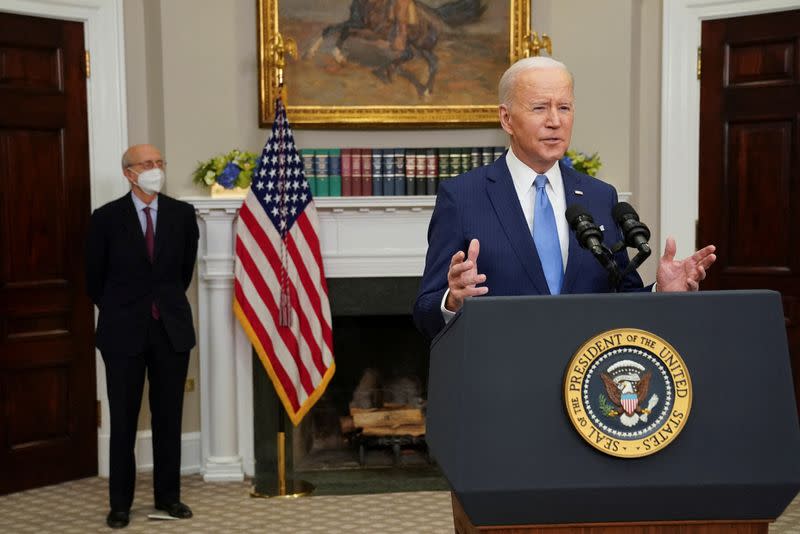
[{"x1": 186, "y1": 196, "x2": 435, "y2": 480}]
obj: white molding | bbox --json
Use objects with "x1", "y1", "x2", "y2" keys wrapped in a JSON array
[
  {"x1": 194, "y1": 204, "x2": 245, "y2": 482},
  {"x1": 3, "y1": 0, "x2": 130, "y2": 208},
  {"x1": 315, "y1": 196, "x2": 436, "y2": 210},
  {"x1": 134, "y1": 431, "x2": 202, "y2": 475},
  {"x1": 182, "y1": 196, "x2": 436, "y2": 211},
  {"x1": 2, "y1": 0, "x2": 128, "y2": 479},
  {"x1": 186, "y1": 196, "x2": 437, "y2": 279},
  {"x1": 97, "y1": 431, "x2": 202, "y2": 476},
  {"x1": 661, "y1": 0, "x2": 800, "y2": 257}
]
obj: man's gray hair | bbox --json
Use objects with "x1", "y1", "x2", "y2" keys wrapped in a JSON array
[
  {"x1": 121, "y1": 148, "x2": 132, "y2": 170},
  {"x1": 498, "y1": 56, "x2": 574, "y2": 107}
]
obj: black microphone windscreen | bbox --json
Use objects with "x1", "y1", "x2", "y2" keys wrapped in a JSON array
[
  {"x1": 565, "y1": 204, "x2": 590, "y2": 227},
  {"x1": 612, "y1": 201, "x2": 638, "y2": 222}
]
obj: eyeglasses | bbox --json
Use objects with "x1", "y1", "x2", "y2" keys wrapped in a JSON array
[{"x1": 128, "y1": 159, "x2": 166, "y2": 170}]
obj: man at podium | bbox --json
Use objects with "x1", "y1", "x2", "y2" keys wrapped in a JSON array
[{"x1": 414, "y1": 57, "x2": 717, "y2": 339}]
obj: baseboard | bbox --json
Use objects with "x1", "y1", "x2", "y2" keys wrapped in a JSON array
[{"x1": 97, "y1": 431, "x2": 202, "y2": 477}]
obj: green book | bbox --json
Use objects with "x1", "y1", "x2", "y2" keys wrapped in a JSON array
[
  {"x1": 449, "y1": 149, "x2": 461, "y2": 177},
  {"x1": 309, "y1": 176, "x2": 317, "y2": 198},
  {"x1": 329, "y1": 175, "x2": 342, "y2": 196},
  {"x1": 315, "y1": 150, "x2": 329, "y2": 197}
]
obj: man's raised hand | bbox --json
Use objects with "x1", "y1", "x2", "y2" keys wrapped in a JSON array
[{"x1": 445, "y1": 238, "x2": 488, "y2": 312}]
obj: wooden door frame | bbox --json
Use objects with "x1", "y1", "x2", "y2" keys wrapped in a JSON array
[
  {"x1": 2, "y1": 0, "x2": 128, "y2": 478},
  {"x1": 660, "y1": 0, "x2": 800, "y2": 259}
]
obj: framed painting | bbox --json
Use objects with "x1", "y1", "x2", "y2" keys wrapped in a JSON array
[{"x1": 258, "y1": 0, "x2": 531, "y2": 128}]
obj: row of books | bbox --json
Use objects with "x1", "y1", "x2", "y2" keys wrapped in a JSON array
[{"x1": 299, "y1": 147, "x2": 506, "y2": 197}]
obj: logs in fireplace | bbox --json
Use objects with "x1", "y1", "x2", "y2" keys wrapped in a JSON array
[{"x1": 293, "y1": 313, "x2": 431, "y2": 470}]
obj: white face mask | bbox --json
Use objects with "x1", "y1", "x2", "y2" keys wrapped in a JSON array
[{"x1": 130, "y1": 168, "x2": 165, "y2": 195}]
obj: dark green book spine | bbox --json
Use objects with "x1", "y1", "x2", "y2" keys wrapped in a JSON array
[{"x1": 315, "y1": 150, "x2": 329, "y2": 197}]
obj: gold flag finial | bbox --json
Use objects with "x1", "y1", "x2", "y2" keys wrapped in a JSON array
[
  {"x1": 523, "y1": 31, "x2": 553, "y2": 57},
  {"x1": 268, "y1": 0, "x2": 297, "y2": 99}
]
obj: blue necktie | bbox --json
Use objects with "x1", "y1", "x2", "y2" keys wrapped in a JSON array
[{"x1": 533, "y1": 174, "x2": 563, "y2": 295}]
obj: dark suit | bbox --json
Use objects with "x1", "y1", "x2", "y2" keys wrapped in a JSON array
[
  {"x1": 413, "y1": 157, "x2": 645, "y2": 339},
  {"x1": 86, "y1": 193, "x2": 199, "y2": 511}
]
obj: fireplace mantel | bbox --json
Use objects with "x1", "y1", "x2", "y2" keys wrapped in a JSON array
[{"x1": 184, "y1": 195, "x2": 435, "y2": 480}]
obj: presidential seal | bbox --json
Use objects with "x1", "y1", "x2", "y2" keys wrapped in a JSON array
[{"x1": 563, "y1": 328, "x2": 692, "y2": 458}]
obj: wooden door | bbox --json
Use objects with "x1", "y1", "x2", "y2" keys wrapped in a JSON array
[
  {"x1": 699, "y1": 10, "x2": 800, "y2": 413},
  {"x1": 0, "y1": 12, "x2": 97, "y2": 493}
]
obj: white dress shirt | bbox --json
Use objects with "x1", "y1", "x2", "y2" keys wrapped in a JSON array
[
  {"x1": 440, "y1": 148, "x2": 570, "y2": 321},
  {"x1": 505, "y1": 147, "x2": 570, "y2": 267}
]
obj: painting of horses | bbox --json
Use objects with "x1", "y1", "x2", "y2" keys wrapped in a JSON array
[{"x1": 259, "y1": 0, "x2": 530, "y2": 127}]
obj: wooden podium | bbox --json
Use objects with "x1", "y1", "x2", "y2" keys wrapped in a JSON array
[
  {"x1": 427, "y1": 291, "x2": 800, "y2": 533},
  {"x1": 451, "y1": 494, "x2": 769, "y2": 533}
]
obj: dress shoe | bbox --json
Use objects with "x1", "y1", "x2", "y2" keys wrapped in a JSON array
[
  {"x1": 106, "y1": 510, "x2": 129, "y2": 529},
  {"x1": 155, "y1": 501, "x2": 193, "y2": 519}
]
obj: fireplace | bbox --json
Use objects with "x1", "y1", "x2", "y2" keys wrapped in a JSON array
[
  {"x1": 188, "y1": 196, "x2": 436, "y2": 481},
  {"x1": 293, "y1": 277, "x2": 431, "y2": 471}
]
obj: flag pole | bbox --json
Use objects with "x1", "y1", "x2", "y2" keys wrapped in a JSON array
[
  {"x1": 250, "y1": 406, "x2": 314, "y2": 499},
  {"x1": 249, "y1": 0, "x2": 313, "y2": 499}
]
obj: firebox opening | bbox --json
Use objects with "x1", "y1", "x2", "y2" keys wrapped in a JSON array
[{"x1": 294, "y1": 313, "x2": 432, "y2": 471}]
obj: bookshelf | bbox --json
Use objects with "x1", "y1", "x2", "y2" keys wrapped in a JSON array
[{"x1": 301, "y1": 146, "x2": 505, "y2": 197}]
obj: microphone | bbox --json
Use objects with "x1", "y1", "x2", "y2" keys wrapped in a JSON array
[
  {"x1": 566, "y1": 204, "x2": 621, "y2": 291},
  {"x1": 612, "y1": 202, "x2": 651, "y2": 257},
  {"x1": 565, "y1": 204, "x2": 605, "y2": 256}
]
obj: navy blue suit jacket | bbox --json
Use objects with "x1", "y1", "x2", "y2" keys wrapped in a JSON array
[{"x1": 413, "y1": 157, "x2": 646, "y2": 339}]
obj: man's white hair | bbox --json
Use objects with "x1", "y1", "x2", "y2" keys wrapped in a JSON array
[
  {"x1": 121, "y1": 148, "x2": 132, "y2": 170},
  {"x1": 498, "y1": 56, "x2": 574, "y2": 107}
]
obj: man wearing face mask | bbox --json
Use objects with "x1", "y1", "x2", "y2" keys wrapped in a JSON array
[{"x1": 85, "y1": 144, "x2": 199, "y2": 529}]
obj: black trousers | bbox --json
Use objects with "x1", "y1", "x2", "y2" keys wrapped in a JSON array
[{"x1": 102, "y1": 317, "x2": 190, "y2": 511}]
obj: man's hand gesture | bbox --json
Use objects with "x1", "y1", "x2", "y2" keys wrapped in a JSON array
[
  {"x1": 445, "y1": 239, "x2": 488, "y2": 312},
  {"x1": 656, "y1": 237, "x2": 717, "y2": 292}
]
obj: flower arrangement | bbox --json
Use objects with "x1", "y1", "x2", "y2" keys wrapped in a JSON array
[
  {"x1": 192, "y1": 148, "x2": 257, "y2": 190},
  {"x1": 561, "y1": 149, "x2": 602, "y2": 177}
]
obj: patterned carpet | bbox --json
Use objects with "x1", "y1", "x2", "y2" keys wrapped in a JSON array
[{"x1": 0, "y1": 474, "x2": 798, "y2": 533}]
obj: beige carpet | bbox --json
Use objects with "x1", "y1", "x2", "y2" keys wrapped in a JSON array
[{"x1": 0, "y1": 474, "x2": 798, "y2": 533}]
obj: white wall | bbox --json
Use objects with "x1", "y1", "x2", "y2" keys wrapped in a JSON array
[{"x1": 532, "y1": 0, "x2": 662, "y2": 273}]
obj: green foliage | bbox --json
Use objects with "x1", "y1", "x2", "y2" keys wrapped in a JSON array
[
  {"x1": 192, "y1": 148, "x2": 257, "y2": 189},
  {"x1": 563, "y1": 149, "x2": 602, "y2": 177},
  {"x1": 598, "y1": 394, "x2": 617, "y2": 417}
]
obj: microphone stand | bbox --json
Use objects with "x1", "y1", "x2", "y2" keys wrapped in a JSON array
[
  {"x1": 621, "y1": 246, "x2": 651, "y2": 278},
  {"x1": 612, "y1": 243, "x2": 652, "y2": 291},
  {"x1": 590, "y1": 244, "x2": 622, "y2": 293}
]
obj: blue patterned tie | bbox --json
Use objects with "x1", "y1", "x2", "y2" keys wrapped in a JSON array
[{"x1": 533, "y1": 174, "x2": 563, "y2": 295}]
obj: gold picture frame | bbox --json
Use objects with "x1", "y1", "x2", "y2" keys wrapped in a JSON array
[{"x1": 258, "y1": 0, "x2": 531, "y2": 128}]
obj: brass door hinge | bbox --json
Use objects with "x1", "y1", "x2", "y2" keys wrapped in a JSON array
[
  {"x1": 85, "y1": 50, "x2": 91, "y2": 79},
  {"x1": 697, "y1": 46, "x2": 701, "y2": 80}
]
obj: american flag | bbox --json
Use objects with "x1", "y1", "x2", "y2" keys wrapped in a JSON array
[{"x1": 233, "y1": 98, "x2": 335, "y2": 425}]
